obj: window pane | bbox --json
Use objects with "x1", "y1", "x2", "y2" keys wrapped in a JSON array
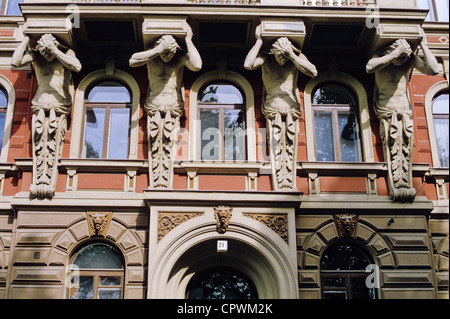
[
  {"x1": 88, "y1": 81, "x2": 131, "y2": 103},
  {"x1": 314, "y1": 111, "x2": 335, "y2": 161},
  {"x1": 108, "y1": 108, "x2": 130, "y2": 159},
  {"x1": 323, "y1": 277, "x2": 346, "y2": 288},
  {"x1": 200, "y1": 83, "x2": 243, "y2": 104},
  {"x1": 434, "y1": 118, "x2": 449, "y2": 168},
  {"x1": 350, "y1": 277, "x2": 376, "y2": 299},
  {"x1": 224, "y1": 109, "x2": 245, "y2": 161},
  {"x1": 98, "y1": 288, "x2": 122, "y2": 299},
  {"x1": 5, "y1": 0, "x2": 23, "y2": 15},
  {"x1": 313, "y1": 83, "x2": 357, "y2": 105},
  {"x1": 322, "y1": 291, "x2": 347, "y2": 299},
  {"x1": 73, "y1": 244, "x2": 123, "y2": 270},
  {"x1": 200, "y1": 108, "x2": 220, "y2": 160},
  {"x1": 100, "y1": 277, "x2": 121, "y2": 286},
  {"x1": 83, "y1": 108, "x2": 105, "y2": 158},
  {"x1": 186, "y1": 267, "x2": 258, "y2": 299},
  {"x1": 0, "y1": 113, "x2": 5, "y2": 150},
  {"x1": 70, "y1": 276, "x2": 94, "y2": 299},
  {"x1": 338, "y1": 112, "x2": 361, "y2": 162},
  {"x1": 321, "y1": 243, "x2": 372, "y2": 271},
  {"x1": 435, "y1": 0, "x2": 449, "y2": 21},
  {"x1": 417, "y1": 0, "x2": 436, "y2": 21},
  {"x1": 433, "y1": 93, "x2": 449, "y2": 114},
  {"x1": 0, "y1": 89, "x2": 7, "y2": 107}
]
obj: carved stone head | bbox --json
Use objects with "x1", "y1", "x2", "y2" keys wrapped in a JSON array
[
  {"x1": 214, "y1": 206, "x2": 233, "y2": 234},
  {"x1": 334, "y1": 214, "x2": 358, "y2": 238},
  {"x1": 87, "y1": 212, "x2": 112, "y2": 237},
  {"x1": 155, "y1": 35, "x2": 181, "y2": 63},
  {"x1": 35, "y1": 33, "x2": 60, "y2": 62},
  {"x1": 269, "y1": 37, "x2": 299, "y2": 66}
]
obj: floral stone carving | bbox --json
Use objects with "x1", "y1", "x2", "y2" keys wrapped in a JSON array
[
  {"x1": 243, "y1": 213, "x2": 289, "y2": 243},
  {"x1": 157, "y1": 212, "x2": 203, "y2": 242}
]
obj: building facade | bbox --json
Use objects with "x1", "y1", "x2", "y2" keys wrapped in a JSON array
[{"x1": 0, "y1": 0, "x2": 448, "y2": 299}]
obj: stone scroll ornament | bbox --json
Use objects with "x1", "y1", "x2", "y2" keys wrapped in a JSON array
[
  {"x1": 244, "y1": 26, "x2": 317, "y2": 191},
  {"x1": 130, "y1": 27, "x2": 202, "y2": 189},
  {"x1": 366, "y1": 38, "x2": 439, "y2": 202},
  {"x1": 11, "y1": 34, "x2": 82, "y2": 199}
]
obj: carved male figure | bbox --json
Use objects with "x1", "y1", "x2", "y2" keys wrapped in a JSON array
[
  {"x1": 366, "y1": 38, "x2": 439, "y2": 202},
  {"x1": 12, "y1": 34, "x2": 82, "y2": 198},
  {"x1": 130, "y1": 25, "x2": 202, "y2": 188},
  {"x1": 244, "y1": 25, "x2": 317, "y2": 191}
]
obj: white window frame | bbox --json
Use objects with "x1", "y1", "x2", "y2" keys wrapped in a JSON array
[
  {"x1": 304, "y1": 72, "x2": 374, "y2": 163},
  {"x1": 0, "y1": 74, "x2": 16, "y2": 163},
  {"x1": 424, "y1": 80, "x2": 449, "y2": 168},
  {"x1": 70, "y1": 69, "x2": 140, "y2": 159},
  {"x1": 189, "y1": 70, "x2": 256, "y2": 162}
]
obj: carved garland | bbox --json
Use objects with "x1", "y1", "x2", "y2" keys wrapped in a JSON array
[{"x1": 243, "y1": 213, "x2": 289, "y2": 243}]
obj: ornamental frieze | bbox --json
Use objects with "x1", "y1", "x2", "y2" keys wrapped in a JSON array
[
  {"x1": 157, "y1": 212, "x2": 203, "y2": 242},
  {"x1": 243, "y1": 213, "x2": 288, "y2": 243}
]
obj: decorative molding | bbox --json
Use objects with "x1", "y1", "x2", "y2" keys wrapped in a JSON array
[
  {"x1": 243, "y1": 213, "x2": 288, "y2": 243},
  {"x1": 157, "y1": 212, "x2": 203, "y2": 242},
  {"x1": 333, "y1": 214, "x2": 358, "y2": 238},
  {"x1": 87, "y1": 212, "x2": 113, "y2": 237},
  {"x1": 213, "y1": 205, "x2": 233, "y2": 234}
]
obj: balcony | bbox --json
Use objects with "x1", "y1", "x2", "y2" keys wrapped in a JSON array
[{"x1": 24, "y1": 0, "x2": 387, "y2": 7}]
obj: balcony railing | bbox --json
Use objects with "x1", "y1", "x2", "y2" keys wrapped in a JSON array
[
  {"x1": 300, "y1": 0, "x2": 375, "y2": 6},
  {"x1": 187, "y1": 1, "x2": 260, "y2": 4}
]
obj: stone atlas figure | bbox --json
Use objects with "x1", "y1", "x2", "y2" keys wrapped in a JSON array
[
  {"x1": 12, "y1": 34, "x2": 82, "y2": 199},
  {"x1": 130, "y1": 24, "x2": 202, "y2": 189},
  {"x1": 366, "y1": 38, "x2": 439, "y2": 202},
  {"x1": 244, "y1": 24, "x2": 317, "y2": 191}
]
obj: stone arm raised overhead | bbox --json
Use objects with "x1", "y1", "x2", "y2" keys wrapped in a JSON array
[
  {"x1": 411, "y1": 40, "x2": 440, "y2": 76},
  {"x1": 244, "y1": 24, "x2": 265, "y2": 70},
  {"x1": 11, "y1": 36, "x2": 34, "y2": 67},
  {"x1": 183, "y1": 24, "x2": 202, "y2": 72}
]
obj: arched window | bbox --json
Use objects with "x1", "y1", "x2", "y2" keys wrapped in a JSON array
[
  {"x1": 321, "y1": 242, "x2": 377, "y2": 299},
  {"x1": 432, "y1": 92, "x2": 449, "y2": 168},
  {"x1": 198, "y1": 82, "x2": 246, "y2": 161},
  {"x1": 312, "y1": 83, "x2": 362, "y2": 162},
  {"x1": 81, "y1": 80, "x2": 131, "y2": 159},
  {"x1": 68, "y1": 243, "x2": 124, "y2": 299},
  {"x1": 0, "y1": 88, "x2": 7, "y2": 151},
  {"x1": 186, "y1": 266, "x2": 258, "y2": 299}
]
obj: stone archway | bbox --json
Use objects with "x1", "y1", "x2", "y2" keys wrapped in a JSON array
[{"x1": 147, "y1": 212, "x2": 299, "y2": 299}]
